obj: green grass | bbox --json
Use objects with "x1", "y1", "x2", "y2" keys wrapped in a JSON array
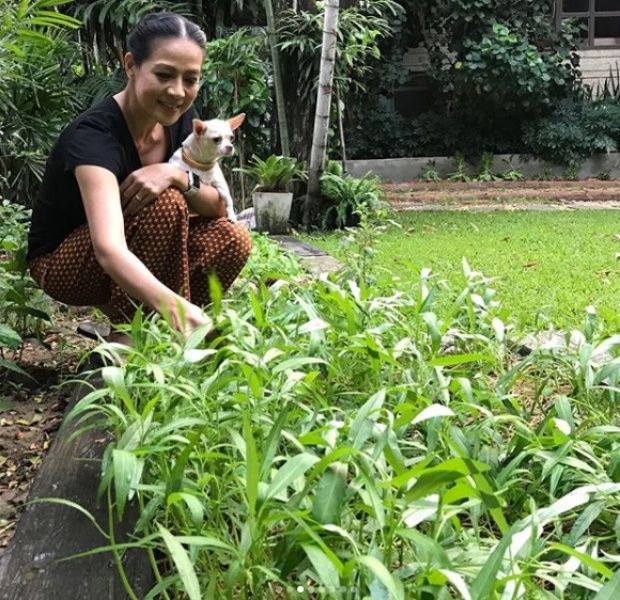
[{"x1": 307, "y1": 210, "x2": 620, "y2": 331}]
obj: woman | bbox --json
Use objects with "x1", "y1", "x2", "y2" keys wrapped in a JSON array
[{"x1": 27, "y1": 12, "x2": 251, "y2": 341}]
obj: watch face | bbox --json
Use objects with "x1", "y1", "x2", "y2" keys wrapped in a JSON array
[{"x1": 191, "y1": 172, "x2": 201, "y2": 189}]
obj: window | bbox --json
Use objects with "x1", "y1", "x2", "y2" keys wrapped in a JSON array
[{"x1": 558, "y1": 0, "x2": 620, "y2": 47}]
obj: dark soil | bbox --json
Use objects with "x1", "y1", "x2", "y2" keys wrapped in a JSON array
[
  {"x1": 383, "y1": 178, "x2": 620, "y2": 209},
  {"x1": 0, "y1": 310, "x2": 96, "y2": 552}
]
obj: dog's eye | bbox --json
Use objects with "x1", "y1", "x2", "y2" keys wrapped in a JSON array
[{"x1": 213, "y1": 137, "x2": 222, "y2": 143}]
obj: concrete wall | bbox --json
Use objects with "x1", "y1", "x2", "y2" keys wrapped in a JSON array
[
  {"x1": 345, "y1": 153, "x2": 620, "y2": 183},
  {"x1": 579, "y1": 48, "x2": 620, "y2": 92}
]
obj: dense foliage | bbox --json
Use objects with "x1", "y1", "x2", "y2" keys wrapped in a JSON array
[
  {"x1": 67, "y1": 226, "x2": 620, "y2": 598},
  {"x1": 346, "y1": 0, "x2": 605, "y2": 162},
  {"x1": 0, "y1": 0, "x2": 81, "y2": 205}
]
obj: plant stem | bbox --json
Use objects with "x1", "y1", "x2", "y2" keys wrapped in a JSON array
[{"x1": 108, "y1": 486, "x2": 139, "y2": 600}]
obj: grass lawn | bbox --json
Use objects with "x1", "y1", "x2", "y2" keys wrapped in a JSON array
[{"x1": 306, "y1": 209, "x2": 620, "y2": 331}]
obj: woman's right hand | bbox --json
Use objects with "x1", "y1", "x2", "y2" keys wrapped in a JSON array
[{"x1": 171, "y1": 298, "x2": 214, "y2": 339}]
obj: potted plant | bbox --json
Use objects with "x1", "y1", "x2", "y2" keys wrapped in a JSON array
[{"x1": 239, "y1": 155, "x2": 305, "y2": 234}]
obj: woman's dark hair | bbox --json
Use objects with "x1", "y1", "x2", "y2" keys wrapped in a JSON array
[{"x1": 127, "y1": 12, "x2": 206, "y2": 65}]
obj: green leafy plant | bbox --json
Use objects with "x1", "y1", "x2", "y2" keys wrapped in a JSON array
[
  {"x1": 420, "y1": 159, "x2": 441, "y2": 183},
  {"x1": 446, "y1": 152, "x2": 471, "y2": 182},
  {"x1": 524, "y1": 100, "x2": 620, "y2": 167},
  {"x1": 563, "y1": 164, "x2": 580, "y2": 180},
  {"x1": 0, "y1": 200, "x2": 52, "y2": 374},
  {"x1": 498, "y1": 157, "x2": 524, "y2": 181},
  {"x1": 535, "y1": 166, "x2": 555, "y2": 181},
  {"x1": 0, "y1": 0, "x2": 81, "y2": 205},
  {"x1": 320, "y1": 171, "x2": 388, "y2": 229},
  {"x1": 238, "y1": 154, "x2": 306, "y2": 193},
  {"x1": 66, "y1": 244, "x2": 620, "y2": 598},
  {"x1": 475, "y1": 152, "x2": 501, "y2": 182}
]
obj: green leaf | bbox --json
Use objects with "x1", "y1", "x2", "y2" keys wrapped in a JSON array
[
  {"x1": 301, "y1": 543, "x2": 342, "y2": 590},
  {"x1": 265, "y1": 453, "x2": 319, "y2": 501},
  {"x1": 311, "y1": 462, "x2": 348, "y2": 525},
  {"x1": 548, "y1": 542, "x2": 613, "y2": 579},
  {"x1": 594, "y1": 570, "x2": 620, "y2": 600},
  {"x1": 112, "y1": 449, "x2": 138, "y2": 519},
  {"x1": 0, "y1": 358, "x2": 33, "y2": 380},
  {"x1": 412, "y1": 404, "x2": 455, "y2": 425},
  {"x1": 356, "y1": 555, "x2": 404, "y2": 600},
  {"x1": 0, "y1": 323, "x2": 22, "y2": 348},
  {"x1": 348, "y1": 390, "x2": 385, "y2": 449},
  {"x1": 244, "y1": 414, "x2": 260, "y2": 517},
  {"x1": 427, "y1": 353, "x2": 494, "y2": 367},
  {"x1": 158, "y1": 525, "x2": 201, "y2": 600},
  {"x1": 405, "y1": 458, "x2": 490, "y2": 502}
]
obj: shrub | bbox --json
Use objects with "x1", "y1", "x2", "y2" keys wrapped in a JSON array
[
  {"x1": 524, "y1": 99, "x2": 620, "y2": 166},
  {"x1": 0, "y1": 0, "x2": 81, "y2": 205},
  {"x1": 320, "y1": 169, "x2": 388, "y2": 229}
]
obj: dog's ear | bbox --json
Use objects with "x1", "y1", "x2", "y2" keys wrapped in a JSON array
[
  {"x1": 228, "y1": 113, "x2": 246, "y2": 131},
  {"x1": 192, "y1": 119, "x2": 207, "y2": 136}
]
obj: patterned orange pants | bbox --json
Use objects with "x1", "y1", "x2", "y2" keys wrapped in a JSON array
[{"x1": 29, "y1": 188, "x2": 252, "y2": 323}]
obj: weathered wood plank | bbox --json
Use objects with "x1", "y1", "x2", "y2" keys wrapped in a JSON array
[
  {"x1": 0, "y1": 374, "x2": 154, "y2": 599},
  {"x1": 271, "y1": 235, "x2": 343, "y2": 276}
]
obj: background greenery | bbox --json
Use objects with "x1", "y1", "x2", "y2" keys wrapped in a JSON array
[{"x1": 3, "y1": 0, "x2": 619, "y2": 212}]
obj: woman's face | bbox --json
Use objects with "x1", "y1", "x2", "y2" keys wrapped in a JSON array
[{"x1": 126, "y1": 36, "x2": 204, "y2": 125}]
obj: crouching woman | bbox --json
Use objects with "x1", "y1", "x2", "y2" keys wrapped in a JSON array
[{"x1": 27, "y1": 12, "x2": 251, "y2": 341}]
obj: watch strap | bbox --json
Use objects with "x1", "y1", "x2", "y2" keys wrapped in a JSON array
[{"x1": 183, "y1": 171, "x2": 201, "y2": 198}]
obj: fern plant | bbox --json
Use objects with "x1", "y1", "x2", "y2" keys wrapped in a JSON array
[{"x1": 320, "y1": 171, "x2": 387, "y2": 229}]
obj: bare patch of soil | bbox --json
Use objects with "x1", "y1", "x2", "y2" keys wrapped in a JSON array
[
  {"x1": 0, "y1": 310, "x2": 96, "y2": 551},
  {"x1": 383, "y1": 178, "x2": 620, "y2": 210}
]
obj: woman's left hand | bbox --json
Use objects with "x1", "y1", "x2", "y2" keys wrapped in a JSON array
[{"x1": 120, "y1": 164, "x2": 185, "y2": 216}]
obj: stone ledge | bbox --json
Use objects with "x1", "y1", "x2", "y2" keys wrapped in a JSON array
[{"x1": 346, "y1": 153, "x2": 620, "y2": 183}]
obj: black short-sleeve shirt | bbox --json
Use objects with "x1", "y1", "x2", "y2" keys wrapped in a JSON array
[{"x1": 27, "y1": 96, "x2": 196, "y2": 261}]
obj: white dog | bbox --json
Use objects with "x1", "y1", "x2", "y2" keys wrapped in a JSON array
[{"x1": 170, "y1": 113, "x2": 245, "y2": 221}]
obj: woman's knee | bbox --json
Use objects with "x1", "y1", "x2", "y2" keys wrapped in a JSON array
[
  {"x1": 234, "y1": 222, "x2": 252, "y2": 258},
  {"x1": 150, "y1": 187, "x2": 188, "y2": 220}
]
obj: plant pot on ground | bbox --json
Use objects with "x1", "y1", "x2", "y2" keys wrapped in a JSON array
[{"x1": 237, "y1": 155, "x2": 306, "y2": 235}]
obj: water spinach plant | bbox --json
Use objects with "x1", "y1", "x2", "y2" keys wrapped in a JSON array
[{"x1": 68, "y1": 233, "x2": 620, "y2": 599}]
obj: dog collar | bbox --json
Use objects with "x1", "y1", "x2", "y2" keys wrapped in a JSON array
[{"x1": 182, "y1": 148, "x2": 217, "y2": 171}]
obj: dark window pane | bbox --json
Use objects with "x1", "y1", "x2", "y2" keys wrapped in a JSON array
[
  {"x1": 563, "y1": 0, "x2": 589, "y2": 12},
  {"x1": 595, "y1": 0, "x2": 620, "y2": 13},
  {"x1": 594, "y1": 16, "x2": 620, "y2": 44}
]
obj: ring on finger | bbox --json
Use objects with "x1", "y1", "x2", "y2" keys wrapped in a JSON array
[{"x1": 135, "y1": 193, "x2": 143, "y2": 202}]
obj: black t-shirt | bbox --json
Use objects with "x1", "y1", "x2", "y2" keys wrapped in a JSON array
[{"x1": 27, "y1": 96, "x2": 196, "y2": 261}]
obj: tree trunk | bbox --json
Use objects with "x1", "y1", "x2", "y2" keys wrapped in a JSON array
[
  {"x1": 303, "y1": 0, "x2": 340, "y2": 228},
  {"x1": 264, "y1": 0, "x2": 290, "y2": 156}
]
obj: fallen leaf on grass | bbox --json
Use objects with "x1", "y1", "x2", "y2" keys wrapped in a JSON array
[{"x1": 524, "y1": 262, "x2": 538, "y2": 268}]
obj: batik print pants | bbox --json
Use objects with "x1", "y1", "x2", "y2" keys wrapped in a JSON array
[{"x1": 29, "y1": 188, "x2": 252, "y2": 323}]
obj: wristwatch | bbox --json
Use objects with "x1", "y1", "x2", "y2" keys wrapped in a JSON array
[{"x1": 183, "y1": 171, "x2": 201, "y2": 198}]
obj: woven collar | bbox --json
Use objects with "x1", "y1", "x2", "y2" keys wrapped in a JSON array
[{"x1": 182, "y1": 148, "x2": 217, "y2": 171}]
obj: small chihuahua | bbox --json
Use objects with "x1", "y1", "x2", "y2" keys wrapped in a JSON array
[{"x1": 170, "y1": 113, "x2": 245, "y2": 221}]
